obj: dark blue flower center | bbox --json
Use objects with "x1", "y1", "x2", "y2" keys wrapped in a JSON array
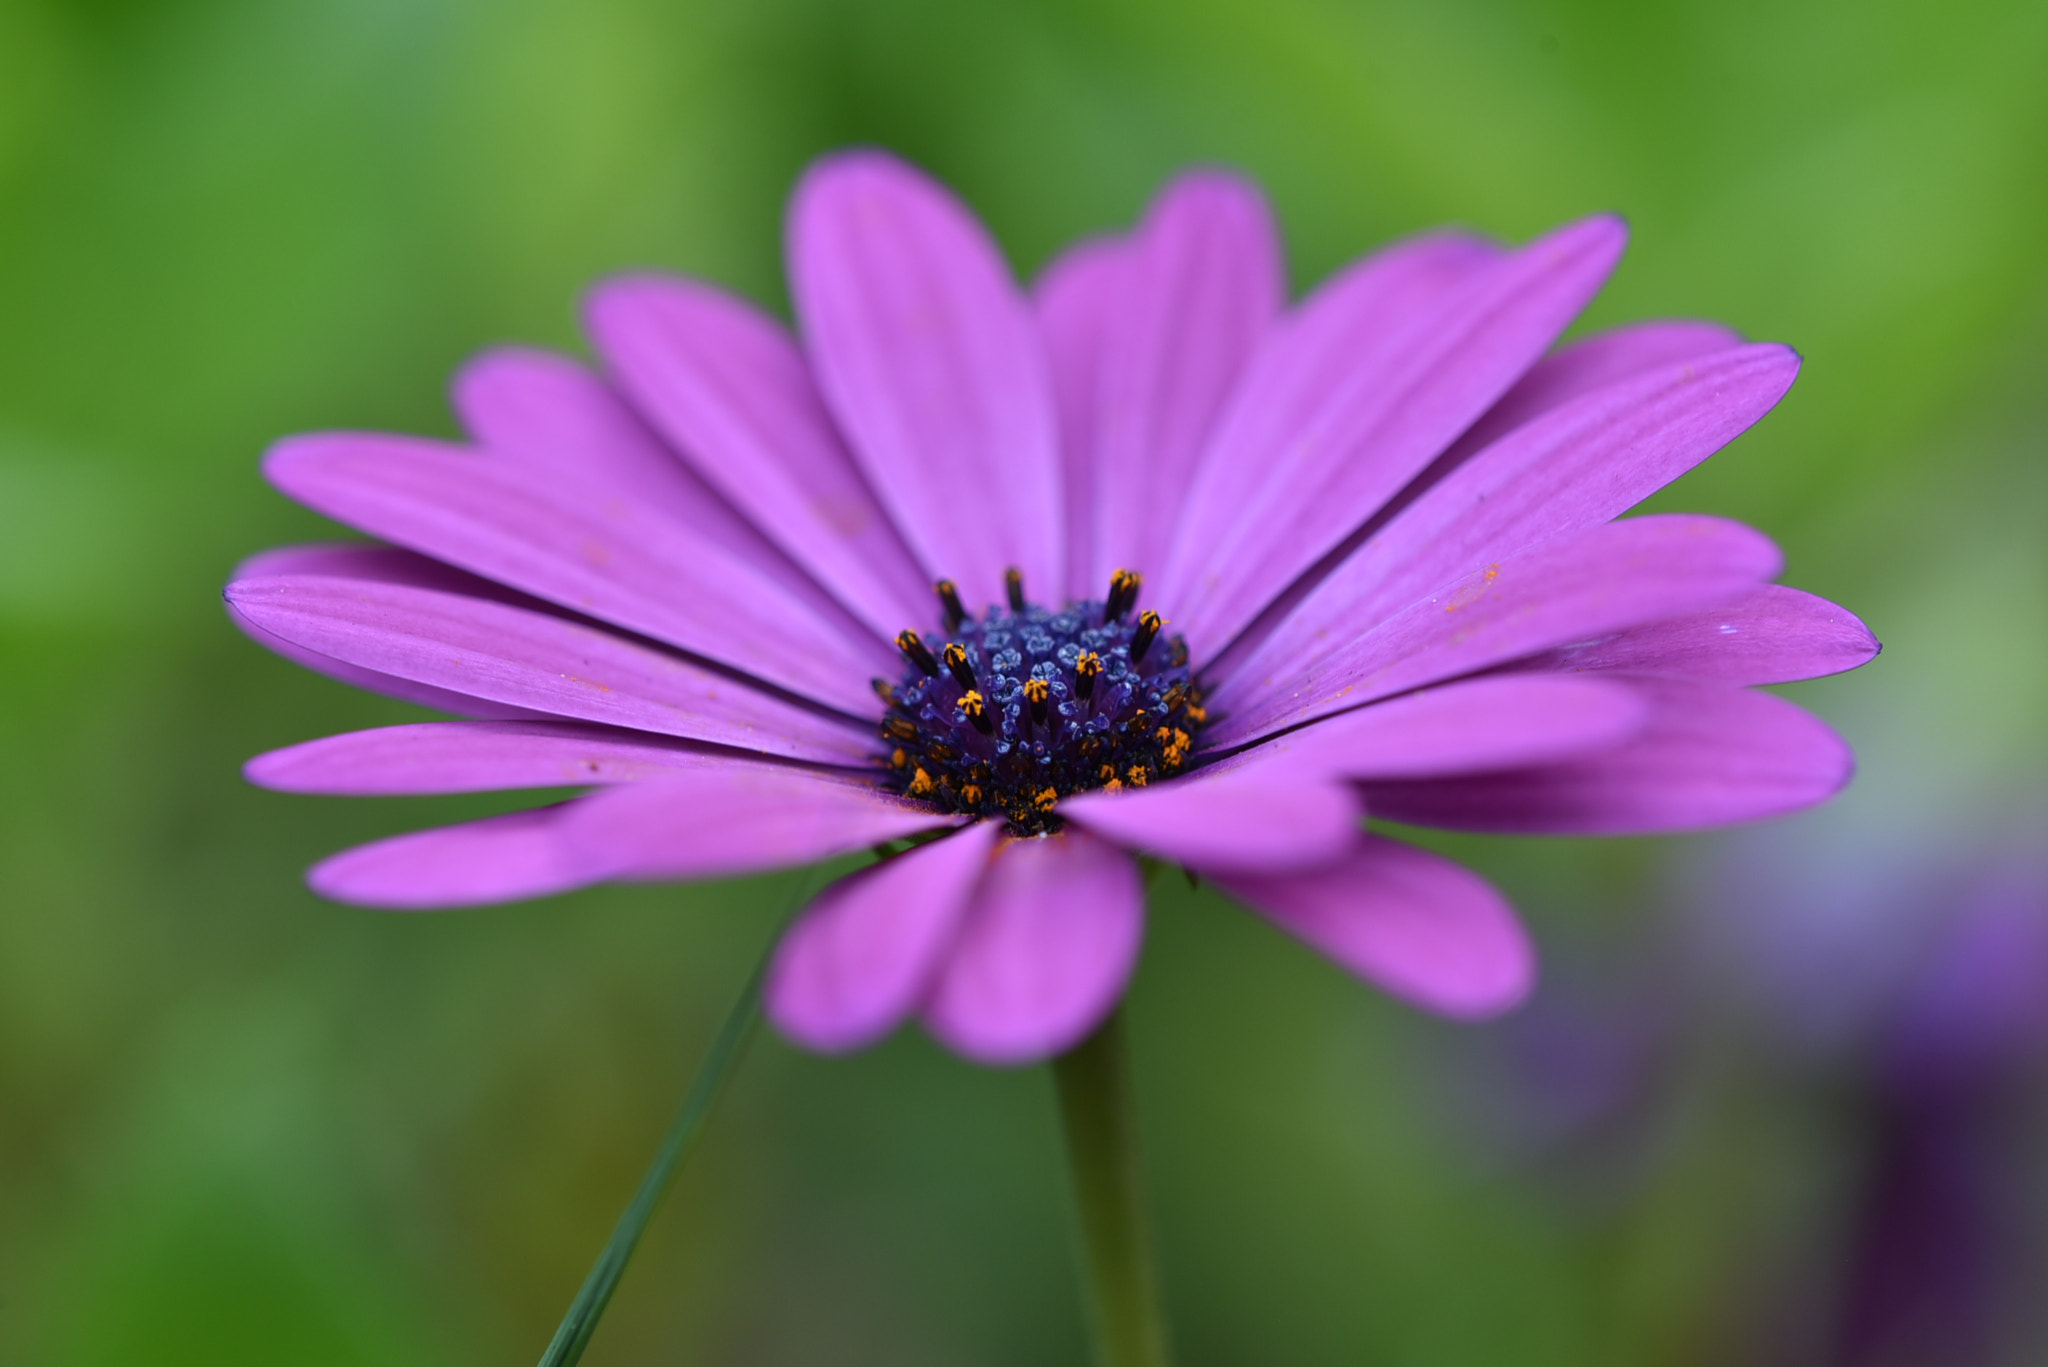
[{"x1": 877, "y1": 569, "x2": 1205, "y2": 835}]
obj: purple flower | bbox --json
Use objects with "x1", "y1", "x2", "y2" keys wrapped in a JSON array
[{"x1": 229, "y1": 151, "x2": 1875, "y2": 1065}]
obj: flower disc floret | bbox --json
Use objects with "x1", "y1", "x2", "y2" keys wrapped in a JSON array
[{"x1": 878, "y1": 570, "x2": 1200, "y2": 834}]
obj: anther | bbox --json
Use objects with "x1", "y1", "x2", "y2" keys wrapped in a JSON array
[
  {"x1": 1105, "y1": 569, "x2": 1142, "y2": 623},
  {"x1": 1023, "y1": 677, "x2": 1050, "y2": 727},
  {"x1": 957, "y1": 689, "x2": 994, "y2": 735},
  {"x1": 1129, "y1": 610, "x2": 1164, "y2": 663},
  {"x1": 890, "y1": 747, "x2": 908, "y2": 770},
  {"x1": 882, "y1": 717, "x2": 918, "y2": 742},
  {"x1": 941, "y1": 642, "x2": 978, "y2": 692},
  {"x1": 1074, "y1": 651, "x2": 1102, "y2": 701},
  {"x1": 1004, "y1": 566, "x2": 1026, "y2": 612},
  {"x1": 909, "y1": 767, "x2": 936, "y2": 798},
  {"x1": 935, "y1": 579, "x2": 966, "y2": 633},
  {"x1": 872, "y1": 678, "x2": 898, "y2": 704},
  {"x1": 896, "y1": 629, "x2": 939, "y2": 677}
]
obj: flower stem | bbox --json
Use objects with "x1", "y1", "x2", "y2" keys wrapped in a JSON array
[
  {"x1": 535, "y1": 946, "x2": 769, "y2": 1367},
  {"x1": 1052, "y1": 1007, "x2": 1173, "y2": 1367}
]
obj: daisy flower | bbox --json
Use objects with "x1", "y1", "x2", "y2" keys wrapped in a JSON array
[{"x1": 229, "y1": 151, "x2": 1876, "y2": 1066}]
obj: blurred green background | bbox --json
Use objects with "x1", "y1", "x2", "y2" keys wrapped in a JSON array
[{"x1": 4, "y1": 0, "x2": 2047, "y2": 1362}]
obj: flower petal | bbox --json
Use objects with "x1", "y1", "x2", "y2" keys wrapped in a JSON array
[
  {"x1": 264, "y1": 433, "x2": 894, "y2": 714},
  {"x1": 559, "y1": 765, "x2": 958, "y2": 883},
  {"x1": 1226, "y1": 674, "x2": 1650, "y2": 780},
  {"x1": 767, "y1": 822, "x2": 1000, "y2": 1053},
  {"x1": 452, "y1": 348, "x2": 788, "y2": 564},
  {"x1": 310, "y1": 805, "x2": 592, "y2": 910},
  {"x1": 582, "y1": 280, "x2": 935, "y2": 638},
  {"x1": 1060, "y1": 764, "x2": 1360, "y2": 872},
  {"x1": 224, "y1": 574, "x2": 878, "y2": 764},
  {"x1": 789, "y1": 150, "x2": 1063, "y2": 613},
  {"x1": 1430, "y1": 320, "x2": 1745, "y2": 478},
  {"x1": 1211, "y1": 835, "x2": 1534, "y2": 1019},
  {"x1": 1518, "y1": 584, "x2": 1880, "y2": 684},
  {"x1": 1221, "y1": 343, "x2": 1801, "y2": 699},
  {"x1": 454, "y1": 348, "x2": 870, "y2": 640},
  {"x1": 247, "y1": 720, "x2": 787, "y2": 795},
  {"x1": 1162, "y1": 216, "x2": 1626, "y2": 659},
  {"x1": 228, "y1": 544, "x2": 554, "y2": 719},
  {"x1": 923, "y1": 830, "x2": 1144, "y2": 1065},
  {"x1": 1037, "y1": 235, "x2": 1132, "y2": 596},
  {"x1": 1362, "y1": 674, "x2": 1853, "y2": 833},
  {"x1": 1081, "y1": 172, "x2": 1283, "y2": 593},
  {"x1": 1207, "y1": 514, "x2": 1783, "y2": 748}
]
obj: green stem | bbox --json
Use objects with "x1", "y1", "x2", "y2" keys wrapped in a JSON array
[
  {"x1": 535, "y1": 946, "x2": 769, "y2": 1367},
  {"x1": 1052, "y1": 1007, "x2": 1173, "y2": 1367}
]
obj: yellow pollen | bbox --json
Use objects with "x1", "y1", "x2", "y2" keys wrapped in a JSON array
[
  {"x1": 1099, "y1": 763, "x2": 1117, "y2": 782},
  {"x1": 909, "y1": 767, "x2": 935, "y2": 798},
  {"x1": 1184, "y1": 703, "x2": 1208, "y2": 724},
  {"x1": 1103, "y1": 778, "x2": 1124, "y2": 794},
  {"x1": 957, "y1": 689, "x2": 985, "y2": 719},
  {"x1": 1075, "y1": 652, "x2": 1102, "y2": 677},
  {"x1": 1023, "y1": 678, "x2": 1049, "y2": 704},
  {"x1": 1034, "y1": 786, "x2": 1059, "y2": 811},
  {"x1": 962, "y1": 784, "x2": 983, "y2": 805},
  {"x1": 890, "y1": 747, "x2": 908, "y2": 770},
  {"x1": 1126, "y1": 765, "x2": 1149, "y2": 787}
]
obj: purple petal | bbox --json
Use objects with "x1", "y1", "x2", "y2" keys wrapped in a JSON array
[
  {"x1": 1222, "y1": 343, "x2": 1801, "y2": 702},
  {"x1": 1212, "y1": 835, "x2": 1535, "y2": 1019},
  {"x1": 923, "y1": 830, "x2": 1144, "y2": 1065},
  {"x1": 264, "y1": 433, "x2": 894, "y2": 713},
  {"x1": 228, "y1": 544, "x2": 554, "y2": 719},
  {"x1": 1225, "y1": 674, "x2": 1650, "y2": 780},
  {"x1": 1431, "y1": 321, "x2": 1744, "y2": 477},
  {"x1": 456, "y1": 350, "x2": 871, "y2": 638},
  {"x1": 224, "y1": 574, "x2": 879, "y2": 764},
  {"x1": 582, "y1": 280, "x2": 935, "y2": 638},
  {"x1": 559, "y1": 765, "x2": 958, "y2": 883},
  {"x1": 310, "y1": 805, "x2": 593, "y2": 910},
  {"x1": 1081, "y1": 172, "x2": 1284, "y2": 593},
  {"x1": 767, "y1": 822, "x2": 1000, "y2": 1053},
  {"x1": 1517, "y1": 584, "x2": 1880, "y2": 684},
  {"x1": 1162, "y1": 217, "x2": 1626, "y2": 659},
  {"x1": 1061, "y1": 763, "x2": 1360, "y2": 872},
  {"x1": 1036, "y1": 235, "x2": 1132, "y2": 596},
  {"x1": 1207, "y1": 514, "x2": 1782, "y2": 748},
  {"x1": 247, "y1": 720, "x2": 786, "y2": 795},
  {"x1": 1362, "y1": 674, "x2": 1854, "y2": 833},
  {"x1": 789, "y1": 150, "x2": 1063, "y2": 613}
]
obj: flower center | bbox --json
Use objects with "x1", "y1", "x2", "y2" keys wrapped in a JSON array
[{"x1": 876, "y1": 569, "x2": 1206, "y2": 835}]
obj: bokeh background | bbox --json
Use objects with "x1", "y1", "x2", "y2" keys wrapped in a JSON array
[{"x1": 5, "y1": 0, "x2": 2047, "y2": 1362}]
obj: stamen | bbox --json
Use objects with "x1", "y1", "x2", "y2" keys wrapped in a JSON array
[
  {"x1": 896, "y1": 629, "x2": 939, "y2": 677},
  {"x1": 1129, "y1": 610, "x2": 1164, "y2": 663},
  {"x1": 956, "y1": 689, "x2": 993, "y2": 735},
  {"x1": 1023, "y1": 677, "x2": 1050, "y2": 727},
  {"x1": 872, "y1": 678, "x2": 897, "y2": 704},
  {"x1": 941, "y1": 642, "x2": 978, "y2": 692},
  {"x1": 881, "y1": 717, "x2": 918, "y2": 742},
  {"x1": 1074, "y1": 651, "x2": 1102, "y2": 701},
  {"x1": 1005, "y1": 566, "x2": 1026, "y2": 612},
  {"x1": 1106, "y1": 568, "x2": 1142, "y2": 623},
  {"x1": 935, "y1": 579, "x2": 966, "y2": 633}
]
